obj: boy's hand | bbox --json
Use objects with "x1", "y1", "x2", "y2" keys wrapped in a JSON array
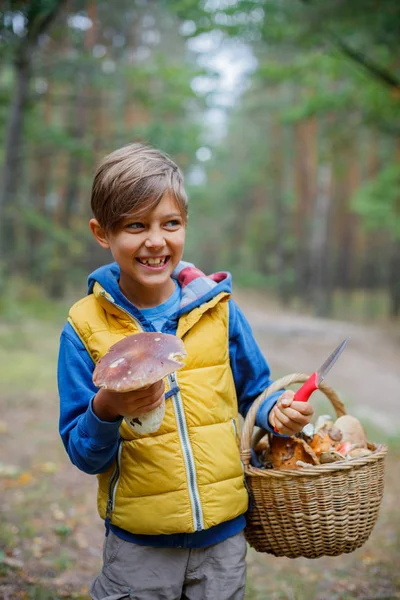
[
  {"x1": 92, "y1": 380, "x2": 165, "y2": 422},
  {"x1": 268, "y1": 390, "x2": 314, "y2": 435}
]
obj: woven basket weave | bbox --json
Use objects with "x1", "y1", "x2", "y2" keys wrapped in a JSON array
[{"x1": 240, "y1": 373, "x2": 388, "y2": 559}]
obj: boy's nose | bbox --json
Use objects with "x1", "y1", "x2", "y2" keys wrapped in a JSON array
[{"x1": 144, "y1": 232, "x2": 166, "y2": 249}]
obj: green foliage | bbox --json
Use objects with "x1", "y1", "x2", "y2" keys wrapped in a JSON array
[
  {"x1": 1, "y1": 0, "x2": 399, "y2": 319},
  {"x1": 178, "y1": 0, "x2": 400, "y2": 320},
  {"x1": 0, "y1": 0, "x2": 66, "y2": 56},
  {"x1": 254, "y1": 45, "x2": 400, "y2": 133},
  {"x1": 352, "y1": 164, "x2": 400, "y2": 239},
  {"x1": 0, "y1": 0, "x2": 210, "y2": 297}
]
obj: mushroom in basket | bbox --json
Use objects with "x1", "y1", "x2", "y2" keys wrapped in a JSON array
[
  {"x1": 254, "y1": 413, "x2": 371, "y2": 469},
  {"x1": 268, "y1": 436, "x2": 319, "y2": 469},
  {"x1": 308, "y1": 417, "x2": 343, "y2": 463},
  {"x1": 93, "y1": 332, "x2": 186, "y2": 434},
  {"x1": 305, "y1": 414, "x2": 370, "y2": 463},
  {"x1": 334, "y1": 415, "x2": 371, "y2": 459}
]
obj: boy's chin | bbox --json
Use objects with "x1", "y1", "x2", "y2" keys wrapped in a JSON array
[{"x1": 138, "y1": 269, "x2": 175, "y2": 286}]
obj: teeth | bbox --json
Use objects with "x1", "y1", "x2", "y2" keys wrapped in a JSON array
[{"x1": 140, "y1": 257, "x2": 166, "y2": 266}]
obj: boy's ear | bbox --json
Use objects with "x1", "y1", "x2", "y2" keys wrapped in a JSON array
[{"x1": 89, "y1": 219, "x2": 110, "y2": 249}]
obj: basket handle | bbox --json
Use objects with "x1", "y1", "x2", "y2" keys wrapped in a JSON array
[{"x1": 240, "y1": 373, "x2": 347, "y2": 468}]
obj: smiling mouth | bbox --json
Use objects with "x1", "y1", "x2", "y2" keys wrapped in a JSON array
[{"x1": 136, "y1": 256, "x2": 170, "y2": 267}]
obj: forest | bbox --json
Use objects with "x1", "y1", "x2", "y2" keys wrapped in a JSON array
[
  {"x1": 1, "y1": 0, "x2": 399, "y2": 320},
  {"x1": 1, "y1": 2, "x2": 400, "y2": 599}
]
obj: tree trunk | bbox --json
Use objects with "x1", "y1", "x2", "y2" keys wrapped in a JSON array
[
  {"x1": 388, "y1": 139, "x2": 400, "y2": 317},
  {"x1": 271, "y1": 121, "x2": 288, "y2": 303},
  {"x1": 335, "y1": 155, "x2": 361, "y2": 290},
  {"x1": 308, "y1": 164, "x2": 333, "y2": 316},
  {"x1": 0, "y1": 53, "x2": 32, "y2": 270},
  {"x1": 47, "y1": 0, "x2": 94, "y2": 299},
  {"x1": 293, "y1": 117, "x2": 318, "y2": 302},
  {"x1": 0, "y1": 0, "x2": 65, "y2": 279},
  {"x1": 389, "y1": 240, "x2": 400, "y2": 317}
]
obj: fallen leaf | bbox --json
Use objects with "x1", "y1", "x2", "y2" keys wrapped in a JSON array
[
  {"x1": 75, "y1": 532, "x2": 88, "y2": 549},
  {"x1": 52, "y1": 508, "x2": 66, "y2": 521},
  {"x1": 3, "y1": 471, "x2": 34, "y2": 488},
  {"x1": 0, "y1": 463, "x2": 20, "y2": 477},
  {"x1": 17, "y1": 472, "x2": 33, "y2": 485},
  {"x1": 37, "y1": 462, "x2": 58, "y2": 474},
  {"x1": 1, "y1": 556, "x2": 24, "y2": 569}
]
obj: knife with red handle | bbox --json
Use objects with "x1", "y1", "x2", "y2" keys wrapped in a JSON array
[{"x1": 274, "y1": 338, "x2": 348, "y2": 432}]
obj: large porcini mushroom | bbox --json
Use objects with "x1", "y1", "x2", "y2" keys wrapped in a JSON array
[
  {"x1": 334, "y1": 415, "x2": 367, "y2": 447},
  {"x1": 93, "y1": 332, "x2": 186, "y2": 434},
  {"x1": 347, "y1": 447, "x2": 372, "y2": 459}
]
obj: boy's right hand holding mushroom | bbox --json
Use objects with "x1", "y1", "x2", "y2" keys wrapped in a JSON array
[
  {"x1": 93, "y1": 380, "x2": 165, "y2": 422},
  {"x1": 91, "y1": 332, "x2": 186, "y2": 427}
]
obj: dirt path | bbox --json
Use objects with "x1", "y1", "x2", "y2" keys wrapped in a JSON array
[{"x1": 1, "y1": 301, "x2": 399, "y2": 599}]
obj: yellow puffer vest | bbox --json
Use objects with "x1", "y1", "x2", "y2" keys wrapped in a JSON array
[{"x1": 68, "y1": 282, "x2": 248, "y2": 535}]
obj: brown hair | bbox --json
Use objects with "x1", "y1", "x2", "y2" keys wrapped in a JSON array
[{"x1": 91, "y1": 143, "x2": 188, "y2": 231}]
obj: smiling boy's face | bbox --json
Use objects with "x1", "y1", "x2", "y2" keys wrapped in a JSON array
[{"x1": 90, "y1": 192, "x2": 186, "y2": 308}]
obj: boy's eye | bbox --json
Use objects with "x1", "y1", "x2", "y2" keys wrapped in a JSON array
[
  {"x1": 165, "y1": 219, "x2": 181, "y2": 228},
  {"x1": 126, "y1": 222, "x2": 144, "y2": 230}
]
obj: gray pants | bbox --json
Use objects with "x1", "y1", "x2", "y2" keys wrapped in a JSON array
[{"x1": 89, "y1": 530, "x2": 247, "y2": 600}]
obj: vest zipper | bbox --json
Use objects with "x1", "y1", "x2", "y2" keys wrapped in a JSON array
[
  {"x1": 100, "y1": 291, "x2": 144, "y2": 332},
  {"x1": 168, "y1": 371, "x2": 204, "y2": 532},
  {"x1": 231, "y1": 418, "x2": 250, "y2": 508},
  {"x1": 232, "y1": 417, "x2": 238, "y2": 439},
  {"x1": 105, "y1": 439, "x2": 123, "y2": 533}
]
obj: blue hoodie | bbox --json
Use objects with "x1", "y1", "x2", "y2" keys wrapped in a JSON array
[{"x1": 58, "y1": 262, "x2": 282, "y2": 548}]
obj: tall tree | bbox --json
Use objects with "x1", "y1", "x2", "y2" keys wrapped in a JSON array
[{"x1": 0, "y1": 0, "x2": 66, "y2": 272}]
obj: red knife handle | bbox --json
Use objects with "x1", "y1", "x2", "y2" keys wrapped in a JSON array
[
  {"x1": 273, "y1": 372, "x2": 319, "y2": 433},
  {"x1": 294, "y1": 372, "x2": 319, "y2": 403}
]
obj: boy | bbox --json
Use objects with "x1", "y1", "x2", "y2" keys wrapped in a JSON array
[{"x1": 57, "y1": 143, "x2": 313, "y2": 600}]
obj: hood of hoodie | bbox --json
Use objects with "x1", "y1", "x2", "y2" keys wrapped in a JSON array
[{"x1": 87, "y1": 261, "x2": 232, "y2": 318}]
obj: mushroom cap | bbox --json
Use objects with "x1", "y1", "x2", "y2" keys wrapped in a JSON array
[
  {"x1": 93, "y1": 332, "x2": 186, "y2": 392},
  {"x1": 309, "y1": 429, "x2": 335, "y2": 456},
  {"x1": 347, "y1": 447, "x2": 372, "y2": 459},
  {"x1": 319, "y1": 450, "x2": 346, "y2": 464},
  {"x1": 334, "y1": 415, "x2": 367, "y2": 447},
  {"x1": 269, "y1": 436, "x2": 319, "y2": 469}
]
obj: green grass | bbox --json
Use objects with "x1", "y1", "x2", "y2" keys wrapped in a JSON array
[
  {"x1": 0, "y1": 575, "x2": 88, "y2": 600},
  {"x1": 330, "y1": 288, "x2": 392, "y2": 323},
  {"x1": 0, "y1": 320, "x2": 61, "y2": 397},
  {"x1": 0, "y1": 277, "x2": 72, "y2": 324},
  {"x1": 0, "y1": 523, "x2": 18, "y2": 549}
]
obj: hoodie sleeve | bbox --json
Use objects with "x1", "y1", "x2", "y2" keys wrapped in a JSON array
[
  {"x1": 58, "y1": 322, "x2": 123, "y2": 475},
  {"x1": 228, "y1": 299, "x2": 283, "y2": 433}
]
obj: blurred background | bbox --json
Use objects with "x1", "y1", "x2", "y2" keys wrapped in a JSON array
[{"x1": 0, "y1": 1, "x2": 399, "y2": 599}]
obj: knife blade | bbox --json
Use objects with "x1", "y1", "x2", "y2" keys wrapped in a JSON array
[
  {"x1": 294, "y1": 338, "x2": 348, "y2": 403},
  {"x1": 273, "y1": 338, "x2": 348, "y2": 432}
]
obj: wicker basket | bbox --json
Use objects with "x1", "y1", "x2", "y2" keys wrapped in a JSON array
[{"x1": 240, "y1": 373, "x2": 388, "y2": 559}]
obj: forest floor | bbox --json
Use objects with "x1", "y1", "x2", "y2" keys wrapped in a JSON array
[{"x1": 0, "y1": 293, "x2": 399, "y2": 600}]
